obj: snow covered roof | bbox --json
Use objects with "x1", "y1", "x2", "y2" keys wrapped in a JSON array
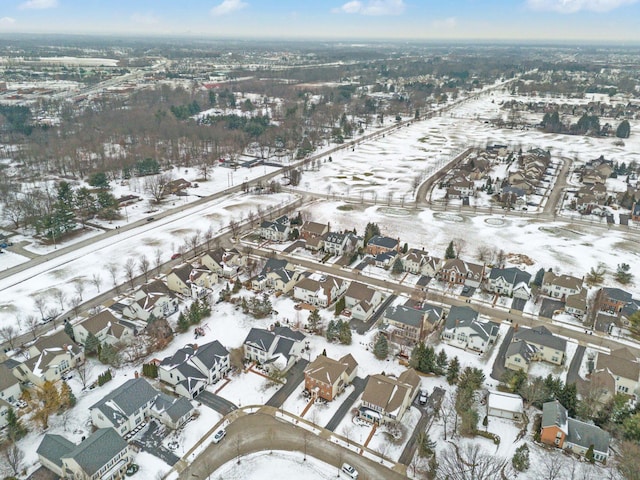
[{"x1": 487, "y1": 391, "x2": 524, "y2": 414}]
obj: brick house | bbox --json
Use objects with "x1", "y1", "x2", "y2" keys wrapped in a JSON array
[{"x1": 304, "y1": 354, "x2": 358, "y2": 401}]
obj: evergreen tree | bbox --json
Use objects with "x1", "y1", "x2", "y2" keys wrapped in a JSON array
[
  {"x1": 338, "y1": 321, "x2": 352, "y2": 345},
  {"x1": 445, "y1": 241, "x2": 456, "y2": 259},
  {"x1": 334, "y1": 296, "x2": 346, "y2": 316},
  {"x1": 446, "y1": 356, "x2": 460, "y2": 384},
  {"x1": 392, "y1": 258, "x2": 404, "y2": 274},
  {"x1": 373, "y1": 334, "x2": 389, "y2": 360},
  {"x1": 585, "y1": 444, "x2": 595, "y2": 464},
  {"x1": 326, "y1": 320, "x2": 338, "y2": 342},
  {"x1": 99, "y1": 343, "x2": 120, "y2": 366},
  {"x1": 307, "y1": 309, "x2": 321, "y2": 333},
  {"x1": 512, "y1": 444, "x2": 530, "y2": 472},
  {"x1": 616, "y1": 120, "x2": 631, "y2": 139},
  {"x1": 64, "y1": 321, "x2": 75, "y2": 340},
  {"x1": 559, "y1": 382, "x2": 578, "y2": 417},
  {"x1": 84, "y1": 332, "x2": 100, "y2": 356},
  {"x1": 177, "y1": 312, "x2": 190, "y2": 333},
  {"x1": 6, "y1": 407, "x2": 27, "y2": 441},
  {"x1": 532, "y1": 268, "x2": 545, "y2": 287},
  {"x1": 59, "y1": 381, "x2": 76, "y2": 409},
  {"x1": 435, "y1": 349, "x2": 448, "y2": 374}
]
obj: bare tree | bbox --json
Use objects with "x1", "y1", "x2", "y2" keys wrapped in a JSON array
[
  {"x1": 33, "y1": 295, "x2": 48, "y2": 321},
  {"x1": 476, "y1": 245, "x2": 493, "y2": 264},
  {"x1": 123, "y1": 258, "x2": 136, "y2": 289},
  {"x1": 2, "y1": 442, "x2": 24, "y2": 477},
  {"x1": 75, "y1": 361, "x2": 94, "y2": 390},
  {"x1": 203, "y1": 225, "x2": 214, "y2": 250},
  {"x1": 23, "y1": 314, "x2": 40, "y2": 340},
  {"x1": 144, "y1": 173, "x2": 173, "y2": 203},
  {"x1": 70, "y1": 296, "x2": 82, "y2": 318},
  {"x1": 91, "y1": 273, "x2": 102, "y2": 292},
  {"x1": 438, "y1": 444, "x2": 508, "y2": 480},
  {"x1": 107, "y1": 263, "x2": 119, "y2": 292},
  {"x1": 453, "y1": 238, "x2": 467, "y2": 258},
  {"x1": 153, "y1": 248, "x2": 163, "y2": 273},
  {"x1": 53, "y1": 288, "x2": 67, "y2": 311},
  {"x1": 139, "y1": 255, "x2": 150, "y2": 282},
  {"x1": 0, "y1": 325, "x2": 18, "y2": 350},
  {"x1": 229, "y1": 220, "x2": 239, "y2": 239},
  {"x1": 540, "y1": 454, "x2": 566, "y2": 480},
  {"x1": 188, "y1": 230, "x2": 201, "y2": 257},
  {"x1": 74, "y1": 279, "x2": 86, "y2": 301}
]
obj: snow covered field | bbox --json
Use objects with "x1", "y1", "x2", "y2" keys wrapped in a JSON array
[{"x1": 211, "y1": 451, "x2": 337, "y2": 480}]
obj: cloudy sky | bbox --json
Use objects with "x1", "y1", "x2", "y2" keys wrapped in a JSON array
[{"x1": 1, "y1": 0, "x2": 639, "y2": 41}]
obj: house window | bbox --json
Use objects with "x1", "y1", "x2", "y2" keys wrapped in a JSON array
[
  {"x1": 551, "y1": 356, "x2": 559, "y2": 363},
  {"x1": 514, "y1": 357, "x2": 521, "y2": 363}
]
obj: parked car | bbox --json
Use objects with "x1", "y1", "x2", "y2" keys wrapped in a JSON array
[
  {"x1": 171, "y1": 253, "x2": 181, "y2": 260},
  {"x1": 213, "y1": 428, "x2": 226, "y2": 444},
  {"x1": 419, "y1": 390, "x2": 428, "y2": 406},
  {"x1": 341, "y1": 463, "x2": 359, "y2": 479},
  {"x1": 146, "y1": 217, "x2": 155, "y2": 222}
]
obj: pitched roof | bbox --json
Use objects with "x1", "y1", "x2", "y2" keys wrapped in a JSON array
[
  {"x1": 542, "y1": 400, "x2": 568, "y2": 434},
  {"x1": 543, "y1": 271, "x2": 582, "y2": 290},
  {"x1": 244, "y1": 328, "x2": 277, "y2": 352},
  {"x1": 514, "y1": 326, "x2": 567, "y2": 352},
  {"x1": 302, "y1": 221, "x2": 328, "y2": 236},
  {"x1": 506, "y1": 339, "x2": 536, "y2": 364},
  {"x1": 169, "y1": 263, "x2": 194, "y2": 284},
  {"x1": 384, "y1": 304, "x2": 424, "y2": 328},
  {"x1": 361, "y1": 369, "x2": 418, "y2": 415},
  {"x1": 79, "y1": 310, "x2": 121, "y2": 335},
  {"x1": 345, "y1": 282, "x2": 378, "y2": 303},
  {"x1": 274, "y1": 325, "x2": 306, "y2": 342},
  {"x1": 367, "y1": 235, "x2": 398, "y2": 249},
  {"x1": 305, "y1": 354, "x2": 355, "y2": 386},
  {"x1": 444, "y1": 306, "x2": 498, "y2": 342},
  {"x1": 595, "y1": 348, "x2": 640, "y2": 382},
  {"x1": 90, "y1": 378, "x2": 158, "y2": 427},
  {"x1": 489, "y1": 267, "x2": 531, "y2": 286},
  {"x1": 0, "y1": 361, "x2": 20, "y2": 392},
  {"x1": 602, "y1": 287, "x2": 633, "y2": 303},
  {"x1": 566, "y1": 418, "x2": 610, "y2": 454},
  {"x1": 487, "y1": 391, "x2": 524, "y2": 414},
  {"x1": 152, "y1": 393, "x2": 194, "y2": 422},
  {"x1": 62, "y1": 428, "x2": 128, "y2": 476},
  {"x1": 37, "y1": 434, "x2": 76, "y2": 468}
]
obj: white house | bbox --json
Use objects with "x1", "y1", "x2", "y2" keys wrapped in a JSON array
[
  {"x1": 72, "y1": 310, "x2": 135, "y2": 347},
  {"x1": 487, "y1": 391, "x2": 524, "y2": 421},
  {"x1": 0, "y1": 362, "x2": 22, "y2": 428},
  {"x1": 344, "y1": 281, "x2": 383, "y2": 321},
  {"x1": 541, "y1": 271, "x2": 583, "y2": 300},
  {"x1": 293, "y1": 273, "x2": 347, "y2": 307},
  {"x1": 441, "y1": 306, "x2": 499, "y2": 353},
  {"x1": 486, "y1": 267, "x2": 531, "y2": 299},
  {"x1": 123, "y1": 280, "x2": 179, "y2": 321},
  {"x1": 258, "y1": 215, "x2": 290, "y2": 242},
  {"x1": 243, "y1": 326, "x2": 306, "y2": 373}
]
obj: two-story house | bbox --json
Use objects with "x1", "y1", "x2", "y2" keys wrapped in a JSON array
[
  {"x1": 591, "y1": 347, "x2": 640, "y2": 398},
  {"x1": 599, "y1": 287, "x2": 634, "y2": 314},
  {"x1": 304, "y1": 353, "x2": 358, "y2": 401},
  {"x1": 366, "y1": 235, "x2": 400, "y2": 255},
  {"x1": 243, "y1": 326, "x2": 306, "y2": 373},
  {"x1": 381, "y1": 302, "x2": 443, "y2": 344},
  {"x1": 505, "y1": 326, "x2": 567, "y2": 372},
  {"x1": 343, "y1": 281, "x2": 384, "y2": 321},
  {"x1": 322, "y1": 231, "x2": 361, "y2": 256},
  {"x1": 441, "y1": 306, "x2": 499, "y2": 353},
  {"x1": 402, "y1": 249, "x2": 431, "y2": 274},
  {"x1": 293, "y1": 273, "x2": 347, "y2": 307},
  {"x1": 486, "y1": 267, "x2": 531, "y2": 299},
  {"x1": 158, "y1": 340, "x2": 230, "y2": 398},
  {"x1": 359, "y1": 369, "x2": 420, "y2": 424},
  {"x1": 251, "y1": 258, "x2": 301, "y2": 293},
  {"x1": 123, "y1": 280, "x2": 179, "y2": 321},
  {"x1": 11, "y1": 330, "x2": 84, "y2": 386},
  {"x1": 38, "y1": 427, "x2": 133, "y2": 480},
  {"x1": 0, "y1": 361, "x2": 22, "y2": 428},
  {"x1": 258, "y1": 215, "x2": 290, "y2": 242},
  {"x1": 438, "y1": 258, "x2": 485, "y2": 287},
  {"x1": 541, "y1": 271, "x2": 583, "y2": 300},
  {"x1": 541, "y1": 400, "x2": 610, "y2": 462},
  {"x1": 72, "y1": 310, "x2": 135, "y2": 347},
  {"x1": 200, "y1": 248, "x2": 243, "y2": 279},
  {"x1": 565, "y1": 288, "x2": 588, "y2": 318}
]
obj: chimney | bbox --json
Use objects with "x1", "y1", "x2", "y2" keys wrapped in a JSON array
[{"x1": 134, "y1": 371, "x2": 139, "y2": 378}]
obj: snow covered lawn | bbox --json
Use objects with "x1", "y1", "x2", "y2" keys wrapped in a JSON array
[{"x1": 216, "y1": 370, "x2": 280, "y2": 407}]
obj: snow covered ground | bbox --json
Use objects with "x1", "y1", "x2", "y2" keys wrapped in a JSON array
[{"x1": 211, "y1": 451, "x2": 337, "y2": 480}]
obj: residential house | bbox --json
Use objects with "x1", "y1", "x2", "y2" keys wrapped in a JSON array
[
  {"x1": 322, "y1": 231, "x2": 361, "y2": 256},
  {"x1": 166, "y1": 263, "x2": 217, "y2": 298},
  {"x1": 420, "y1": 256, "x2": 442, "y2": 277},
  {"x1": 258, "y1": 215, "x2": 290, "y2": 242},
  {"x1": 304, "y1": 353, "x2": 358, "y2": 401},
  {"x1": 591, "y1": 348, "x2": 640, "y2": 398},
  {"x1": 300, "y1": 221, "x2": 329, "y2": 241},
  {"x1": 541, "y1": 400, "x2": 610, "y2": 462},
  {"x1": 541, "y1": 272, "x2": 583, "y2": 300},
  {"x1": 293, "y1": 273, "x2": 346, "y2": 307},
  {"x1": 565, "y1": 288, "x2": 588, "y2": 318},
  {"x1": 0, "y1": 361, "x2": 22, "y2": 428},
  {"x1": 243, "y1": 326, "x2": 306, "y2": 373},
  {"x1": 365, "y1": 235, "x2": 400, "y2": 255},
  {"x1": 599, "y1": 287, "x2": 633, "y2": 314},
  {"x1": 486, "y1": 267, "x2": 531, "y2": 299},
  {"x1": 200, "y1": 248, "x2": 243, "y2": 279},
  {"x1": 381, "y1": 302, "x2": 443, "y2": 344},
  {"x1": 72, "y1": 310, "x2": 135, "y2": 347},
  {"x1": 164, "y1": 178, "x2": 191, "y2": 194},
  {"x1": 91, "y1": 377, "x2": 194, "y2": 436},
  {"x1": 123, "y1": 280, "x2": 179, "y2": 321},
  {"x1": 374, "y1": 250, "x2": 397, "y2": 268},
  {"x1": 438, "y1": 258, "x2": 485, "y2": 287},
  {"x1": 487, "y1": 391, "x2": 524, "y2": 421},
  {"x1": 505, "y1": 326, "x2": 567, "y2": 372},
  {"x1": 447, "y1": 177, "x2": 475, "y2": 199},
  {"x1": 402, "y1": 248, "x2": 431, "y2": 274},
  {"x1": 252, "y1": 258, "x2": 301, "y2": 293},
  {"x1": 359, "y1": 369, "x2": 420, "y2": 424},
  {"x1": 158, "y1": 340, "x2": 230, "y2": 398},
  {"x1": 343, "y1": 281, "x2": 384, "y2": 321},
  {"x1": 166, "y1": 263, "x2": 195, "y2": 296},
  {"x1": 38, "y1": 428, "x2": 133, "y2": 480},
  {"x1": 441, "y1": 306, "x2": 499, "y2": 353},
  {"x1": 11, "y1": 331, "x2": 84, "y2": 386},
  {"x1": 632, "y1": 202, "x2": 640, "y2": 222}
]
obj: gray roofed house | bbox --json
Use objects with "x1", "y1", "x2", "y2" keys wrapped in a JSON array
[
  {"x1": 0, "y1": 361, "x2": 22, "y2": 426},
  {"x1": 441, "y1": 306, "x2": 499, "y2": 353},
  {"x1": 381, "y1": 302, "x2": 442, "y2": 344},
  {"x1": 366, "y1": 235, "x2": 399, "y2": 254},
  {"x1": 243, "y1": 327, "x2": 306, "y2": 373},
  {"x1": 258, "y1": 216, "x2": 290, "y2": 242},
  {"x1": 39, "y1": 428, "x2": 133, "y2": 479},
  {"x1": 600, "y1": 287, "x2": 634, "y2": 313},
  {"x1": 487, "y1": 267, "x2": 531, "y2": 299},
  {"x1": 151, "y1": 393, "x2": 195, "y2": 429},
  {"x1": 158, "y1": 340, "x2": 230, "y2": 398},
  {"x1": 505, "y1": 326, "x2": 567, "y2": 371}
]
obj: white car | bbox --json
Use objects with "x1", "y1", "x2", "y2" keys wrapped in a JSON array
[
  {"x1": 213, "y1": 428, "x2": 226, "y2": 443},
  {"x1": 341, "y1": 463, "x2": 359, "y2": 479}
]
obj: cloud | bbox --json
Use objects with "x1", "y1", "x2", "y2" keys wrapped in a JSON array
[
  {"x1": 210, "y1": 0, "x2": 248, "y2": 16},
  {"x1": 131, "y1": 13, "x2": 160, "y2": 26},
  {"x1": 432, "y1": 17, "x2": 457, "y2": 29},
  {"x1": 332, "y1": 0, "x2": 406, "y2": 15},
  {"x1": 19, "y1": 0, "x2": 58, "y2": 9},
  {"x1": 526, "y1": 0, "x2": 638, "y2": 13},
  {"x1": 0, "y1": 17, "x2": 16, "y2": 26}
]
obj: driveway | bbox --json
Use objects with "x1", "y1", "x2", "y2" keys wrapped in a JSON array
[
  {"x1": 566, "y1": 345, "x2": 586, "y2": 384},
  {"x1": 325, "y1": 376, "x2": 367, "y2": 431},
  {"x1": 539, "y1": 298, "x2": 565, "y2": 319},
  {"x1": 197, "y1": 391, "x2": 238, "y2": 416},
  {"x1": 490, "y1": 327, "x2": 514, "y2": 381},
  {"x1": 511, "y1": 297, "x2": 527, "y2": 312},
  {"x1": 350, "y1": 294, "x2": 396, "y2": 335},
  {"x1": 133, "y1": 420, "x2": 180, "y2": 466},
  {"x1": 265, "y1": 359, "x2": 308, "y2": 407}
]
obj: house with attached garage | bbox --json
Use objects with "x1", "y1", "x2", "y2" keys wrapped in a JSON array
[
  {"x1": 90, "y1": 377, "x2": 194, "y2": 437},
  {"x1": 505, "y1": 326, "x2": 567, "y2": 372},
  {"x1": 123, "y1": 280, "x2": 179, "y2": 321},
  {"x1": 487, "y1": 391, "x2": 524, "y2": 421},
  {"x1": 381, "y1": 302, "x2": 443, "y2": 344},
  {"x1": 591, "y1": 347, "x2": 640, "y2": 399},
  {"x1": 293, "y1": 273, "x2": 347, "y2": 307},
  {"x1": 599, "y1": 287, "x2": 634, "y2": 314},
  {"x1": 300, "y1": 221, "x2": 329, "y2": 241},
  {"x1": 438, "y1": 258, "x2": 485, "y2": 287},
  {"x1": 401, "y1": 248, "x2": 431, "y2": 275},
  {"x1": 486, "y1": 267, "x2": 531, "y2": 299},
  {"x1": 258, "y1": 215, "x2": 290, "y2": 242},
  {"x1": 72, "y1": 310, "x2": 135, "y2": 347},
  {"x1": 251, "y1": 258, "x2": 301, "y2": 293},
  {"x1": 166, "y1": 263, "x2": 217, "y2": 298},
  {"x1": 441, "y1": 306, "x2": 499, "y2": 353},
  {"x1": 322, "y1": 231, "x2": 361, "y2": 256},
  {"x1": 304, "y1": 353, "x2": 358, "y2": 401},
  {"x1": 11, "y1": 330, "x2": 84, "y2": 386},
  {"x1": 365, "y1": 235, "x2": 400, "y2": 255},
  {"x1": 0, "y1": 361, "x2": 22, "y2": 428},
  {"x1": 243, "y1": 326, "x2": 306, "y2": 373},
  {"x1": 359, "y1": 368, "x2": 420, "y2": 424},
  {"x1": 541, "y1": 400, "x2": 610, "y2": 462},
  {"x1": 541, "y1": 271, "x2": 583, "y2": 300},
  {"x1": 158, "y1": 340, "x2": 230, "y2": 398},
  {"x1": 38, "y1": 427, "x2": 133, "y2": 480},
  {"x1": 565, "y1": 288, "x2": 588, "y2": 318},
  {"x1": 199, "y1": 247, "x2": 243, "y2": 279},
  {"x1": 343, "y1": 281, "x2": 384, "y2": 321}
]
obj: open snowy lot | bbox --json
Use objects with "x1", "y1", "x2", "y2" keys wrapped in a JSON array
[{"x1": 211, "y1": 451, "x2": 337, "y2": 480}]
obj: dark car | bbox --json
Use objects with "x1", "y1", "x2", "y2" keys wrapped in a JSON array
[{"x1": 146, "y1": 217, "x2": 155, "y2": 222}]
